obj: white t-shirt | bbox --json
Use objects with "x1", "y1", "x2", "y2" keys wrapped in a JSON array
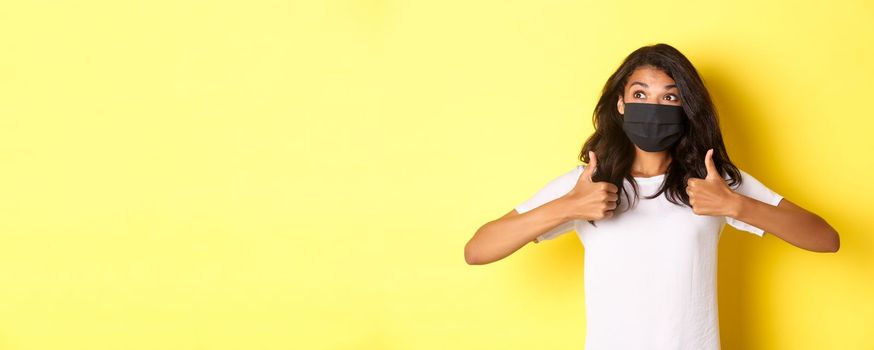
[{"x1": 515, "y1": 164, "x2": 784, "y2": 350}]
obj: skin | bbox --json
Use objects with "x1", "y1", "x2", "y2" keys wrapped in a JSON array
[{"x1": 464, "y1": 66, "x2": 839, "y2": 265}]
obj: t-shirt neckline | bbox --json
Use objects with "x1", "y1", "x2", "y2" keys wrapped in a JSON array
[{"x1": 632, "y1": 173, "x2": 666, "y2": 183}]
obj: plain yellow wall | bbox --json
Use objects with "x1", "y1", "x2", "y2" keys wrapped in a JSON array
[{"x1": 1, "y1": 0, "x2": 872, "y2": 349}]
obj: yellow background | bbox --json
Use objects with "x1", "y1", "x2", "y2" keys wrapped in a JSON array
[{"x1": 1, "y1": 0, "x2": 872, "y2": 349}]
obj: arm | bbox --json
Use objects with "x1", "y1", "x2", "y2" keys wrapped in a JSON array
[
  {"x1": 688, "y1": 149, "x2": 840, "y2": 253},
  {"x1": 466, "y1": 155, "x2": 617, "y2": 265},
  {"x1": 464, "y1": 198, "x2": 572, "y2": 265},
  {"x1": 727, "y1": 193, "x2": 840, "y2": 252}
]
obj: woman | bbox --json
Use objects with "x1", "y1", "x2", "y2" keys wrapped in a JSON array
[{"x1": 463, "y1": 43, "x2": 840, "y2": 349}]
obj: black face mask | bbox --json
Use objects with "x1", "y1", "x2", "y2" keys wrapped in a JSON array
[{"x1": 621, "y1": 102, "x2": 687, "y2": 152}]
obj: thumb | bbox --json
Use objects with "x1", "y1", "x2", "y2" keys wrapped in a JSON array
[
  {"x1": 583, "y1": 151, "x2": 598, "y2": 182},
  {"x1": 704, "y1": 148, "x2": 719, "y2": 180}
]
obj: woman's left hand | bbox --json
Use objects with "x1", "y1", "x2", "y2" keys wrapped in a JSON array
[{"x1": 686, "y1": 148, "x2": 741, "y2": 217}]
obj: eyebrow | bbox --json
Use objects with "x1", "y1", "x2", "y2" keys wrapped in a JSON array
[{"x1": 630, "y1": 81, "x2": 677, "y2": 90}]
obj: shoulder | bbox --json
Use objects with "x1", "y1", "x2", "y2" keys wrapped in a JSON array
[
  {"x1": 722, "y1": 167, "x2": 751, "y2": 187},
  {"x1": 727, "y1": 167, "x2": 760, "y2": 185},
  {"x1": 726, "y1": 167, "x2": 782, "y2": 202},
  {"x1": 567, "y1": 164, "x2": 586, "y2": 181},
  {"x1": 542, "y1": 164, "x2": 586, "y2": 189}
]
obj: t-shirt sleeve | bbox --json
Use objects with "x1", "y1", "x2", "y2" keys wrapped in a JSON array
[
  {"x1": 515, "y1": 165, "x2": 584, "y2": 242},
  {"x1": 724, "y1": 168, "x2": 784, "y2": 237}
]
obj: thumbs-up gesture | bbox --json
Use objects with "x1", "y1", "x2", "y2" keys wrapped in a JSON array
[
  {"x1": 686, "y1": 148, "x2": 736, "y2": 216},
  {"x1": 561, "y1": 151, "x2": 619, "y2": 224}
]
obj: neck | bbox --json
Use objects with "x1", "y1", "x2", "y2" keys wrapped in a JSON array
[{"x1": 631, "y1": 146, "x2": 672, "y2": 177}]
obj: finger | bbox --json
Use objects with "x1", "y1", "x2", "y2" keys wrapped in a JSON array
[
  {"x1": 704, "y1": 148, "x2": 719, "y2": 180},
  {"x1": 582, "y1": 150, "x2": 598, "y2": 182},
  {"x1": 604, "y1": 182, "x2": 619, "y2": 193},
  {"x1": 687, "y1": 178, "x2": 696, "y2": 187}
]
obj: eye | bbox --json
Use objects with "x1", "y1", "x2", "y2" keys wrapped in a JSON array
[
  {"x1": 633, "y1": 91, "x2": 646, "y2": 99},
  {"x1": 664, "y1": 94, "x2": 680, "y2": 102}
]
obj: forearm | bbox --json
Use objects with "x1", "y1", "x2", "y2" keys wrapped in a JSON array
[
  {"x1": 466, "y1": 198, "x2": 572, "y2": 265},
  {"x1": 729, "y1": 193, "x2": 839, "y2": 252}
]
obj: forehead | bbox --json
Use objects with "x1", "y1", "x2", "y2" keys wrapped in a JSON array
[{"x1": 625, "y1": 66, "x2": 676, "y2": 89}]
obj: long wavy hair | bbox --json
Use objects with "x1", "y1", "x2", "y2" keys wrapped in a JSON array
[{"x1": 581, "y1": 43, "x2": 745, "y2": 215}]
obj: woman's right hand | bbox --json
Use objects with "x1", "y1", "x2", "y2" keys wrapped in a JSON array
[{"x1": 561, "y1": 151, "x2": 619, "y2": 222}]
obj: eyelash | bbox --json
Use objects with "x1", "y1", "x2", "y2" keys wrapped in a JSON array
[{"x1": 633, "y1": 90, "x2": 679, "y2": 101}]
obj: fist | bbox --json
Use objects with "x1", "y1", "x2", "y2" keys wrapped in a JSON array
[
  {"x1": 563, "y1": 151, "x2": 619, "y2": 224},
  {"x1": 686, "y1": 148, "x2": 737, "y2": 216}
]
